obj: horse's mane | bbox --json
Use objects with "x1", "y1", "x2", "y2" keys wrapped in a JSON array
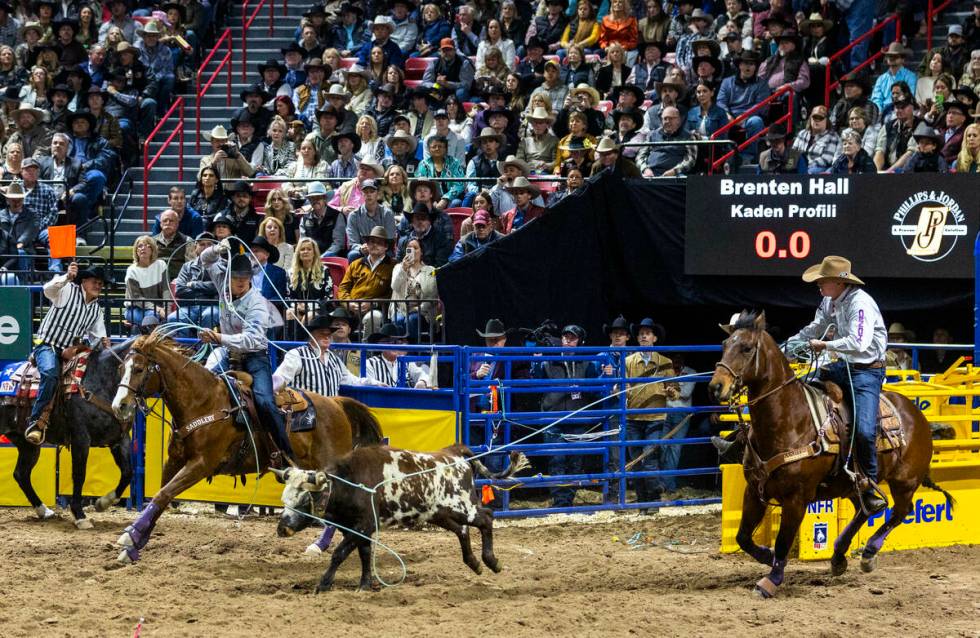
[
  {"x1": 733, "y1": 310, "x2": 763, "y2": 332},
  {"x1": 137, "y1": 330, "x2": 198, "y2": 359}
]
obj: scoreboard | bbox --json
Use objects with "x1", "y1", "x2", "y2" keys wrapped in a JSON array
[{"x1": 684, "y1": 174, "x2": 977, "y2": 279}]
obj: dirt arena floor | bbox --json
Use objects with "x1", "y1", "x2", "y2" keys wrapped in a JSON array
[{"x1": 0, "y1": 504, "x2": 977, "y2": 638}]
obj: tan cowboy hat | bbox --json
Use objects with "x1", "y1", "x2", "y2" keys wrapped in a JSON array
[
  {"x1": 345, "y1": 64, "x2": 371, "y2": 79},
  {"x1": 570, "y1": 83, "x2": 600, "y2": 106},
  {"x1": 386, "y1": 129, "x2": 418, "y2": 153},
  {"x1": 497, "y1": 155, "x2": 530, "y2": 175},
  {"x1": 116, "y1": 41, "x2": 137, "y2": 54},
  {"x1": 887, "y1": 322, "x2": 914, "y2": 339},
  {"x1": 3, "y1": 180, "x2": 26, "y2": 199},
  {"x1": 12, "y1": 101, "x2": 44, "y2": 121},
  {"x1": 883, "y1": 42, "x2": 911, "y2": 58},
  {"x1": 371, "y1": 15, "x2": 395, "y2": 32},
  {"x1": 526, "y1": 105, "x2": 555, "y2": 124},
  {"x1": 139, "y1": 19, "x2": 164, "y2": 35},
  {"x1": 358, "y1": 158, "x2": 385, "y2": 177},
  {"x1": 719, "y1": 312, "x2": 742, "y2": 335},
  {"x1": 324, "y1": 83, "x2": 351, "y2": 100},
  {"x1": 475, "y1": 126, "x2": 505, "y2": 145},
  {"x1": 801, "y1": 255, "x2": 865, "y2": 285},
  {"x1": 801, "y1": 12, "x2": 833, "y2": 33},
  {"x1": 594, "y1": 136, "x2": 620, "y2": 153},
  {"x1": 203, "y1": 124, "x2": 230, "y2": 141},
  {"x1": 505, "y1": 175, "x2": 540, "y2": 197},
  {"x1": 367, "y1": 225, "x2": 390, "y2": 241}
]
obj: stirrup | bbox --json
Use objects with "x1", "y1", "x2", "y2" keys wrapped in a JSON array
[
  {"x1": 24, "y1": 423, "x2": 45, "y2": 446},
  {"x1": 711, "y1": 435, "x2": 734, "y2": 454}
]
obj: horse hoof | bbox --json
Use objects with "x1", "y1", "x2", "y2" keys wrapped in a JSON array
[
  {"x1": 94, "y1": 491, "x2": 117, "y2": 512},
  {"x1": 830, "y1": 555, "x2": 848, "y2": 577},
  {"x1": 753, "y1": 577, "x2": 778, "y2": 599},
  {"x1": 74, "y1": 518, "x2": 94, "y2": 530},
  {"x1": 860, "y1": 555, "x2": 877, "y2": 573},
  {"x1": 116, "y1": 531, "x2": 135, "y2": 548},
  {"x1": 116, "y1": 547, "x2": 139, "y2": 564},
  {"x1": 303, "y1": 543, "x2": 322, "y2": 557},
  {"x1": 34, "y1": 505, "x2": 56, "y2": 520},
  {"x1": 752, "y1": 585, "x2": 773, "y2": 599}
]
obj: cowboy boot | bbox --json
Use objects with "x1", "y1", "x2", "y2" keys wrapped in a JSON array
[
  {"x1": 860, "y1": 489, "x2": 887, "y2": 515},
  {"x1": 25, "y1": 407, "x2": 52, "y2": 446}
]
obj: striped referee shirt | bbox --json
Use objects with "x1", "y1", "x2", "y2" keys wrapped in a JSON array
[
  {"x1": 366, "y1": 354, "x2": 431, "y2": 388},
  {"x1": 37, "y1": 273, "x2": 106, "y2": 350},
  {"x1": 273, "y1": 344, "x2": 368, "y2": 396}
]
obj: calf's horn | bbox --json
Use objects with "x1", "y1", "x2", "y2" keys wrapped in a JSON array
[{"x1": 269, "y1": 467, "x2": 289, "y2": 483}]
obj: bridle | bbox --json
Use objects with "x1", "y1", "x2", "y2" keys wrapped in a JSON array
[
  {"x1": 118, "y1": 346, "x2": 165, "y2": 417},
  {"x1": 715, "y1": 331, "x2": 799, "y2": 408}
]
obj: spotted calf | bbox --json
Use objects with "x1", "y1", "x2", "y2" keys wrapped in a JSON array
[{"x1": 274, "y1": 445, "x2": 529, "y2": 592}]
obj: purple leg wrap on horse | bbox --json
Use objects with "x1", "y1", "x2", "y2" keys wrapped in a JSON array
[
  {"x1": 125, "y1": 502, "x2": 160, "y2": 550},
  {"x1": 768, "y1": 559, "x2": 788, "y2": 586},
  {"x1": 123, "y1": 546, "x2": 140, "y2": 562},
  {"x1": 863, "y1": 533, "x2": 886, "y2": 556},
  {"x1": 748, "y1": 545, "x2": 774, "y2": 565},
  {"x1": 315, "y1": 526, "x2": 336, "y2": 551},
  {"x1": 834, "y1": 518, "x2": 861, "y2": 556}
]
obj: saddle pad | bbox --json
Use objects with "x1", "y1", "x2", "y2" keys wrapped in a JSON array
[
  {"x1": 275, "y1": 387, "x2": 310, "y2": 412},
  {"x1": 286, "y1": 404, "x2": 317, "y2": 433},
  {"x1": 0, "y1": 350, "x2": 91, "y2": 399},
  {"x1": 804, "y1": 384, "x2": 904, "y2": 452}
]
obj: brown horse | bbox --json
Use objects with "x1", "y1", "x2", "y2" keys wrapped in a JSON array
[
  {"x1": 109, "y1": 332, "x2": 383, "y2": 563},
  {"x1": 708, "y1": 311, "x2": 952, "y2": 598}
]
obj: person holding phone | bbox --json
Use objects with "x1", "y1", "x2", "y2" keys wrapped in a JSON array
[{"x1": 390, "y1": 238, "x2": 438, "y2": 343}]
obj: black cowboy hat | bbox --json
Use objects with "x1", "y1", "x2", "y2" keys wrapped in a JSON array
[
  {"x1": 612, "y1": 109, "x2": 644, "y2": 130},
  {"x1": 692, "y1": 55, "x2": 723, "y2": 76},
  {"x1": 481, "y1": 81, "x2": 511, "y2": 102},
  {"x1": 637, "y1": 41, "x2": 666, "y2": 57},
  {"x1": 250, "y1": 235, "x2": 280, "y2": 264},
  {"x1": 525, "y1": 35, "x2": 547, "y2": 51},
  {"x1": 161, "y1": 2, "x2": 187, "y2": 22},
  {"x1": 66, "y1": 110, "x2": 97, "y2": 130},
  {"x1": 76, "y1": 265, "x2": 107, "y2": 283},
  {"x1": 280, "y1": 42, "x2": 306, "y2": 57},
  {"x1": 303, "y1": 3, "x2": 327, "y2": 18},
  {"x1": 339, "y1": 1, "x2": 363, "y2": 15},
  {"x1": 232, "y1": 109, "x2": 260, "y2": 129},
  {"x1": 372, "y1": 82, "x2": 397, "y2": 96},
  {"x1": 208, "y1": 213, "x2": 237, "y2": 233},
  {"x1": 761, "y1": 14, "x2": 792, "y2": 29},
  {"x1": 229, "y1": 254, "x2": 253, "y2": 278},
  {"x1": 953, "y1": 85, "x2": 979, "y2": 106},
  {"x1": 764, "y1": 123, "x2": 790, "y2": 141},
  {"x1": 257, "y1": 58, "x2": 286, "y2": 76},
  {"x1": 483, "y1": 106, "x2": 515, "y2": 126},
  {"x1": 912, "y1": 121, "x2": 942, "y2": 143},
  {"x1": 84, "y1": 84, "x2": 109, "y2": 101},
  {"x1": 944, "y1": 100, "x2": 970, "y2": 117},
  {"x1": 773, "y1": 30, "x2": 802, "y2": 48},
  {"x1": 239, "y1": 83, "x2": 272, "y2": 103},
  {"x1": 316, "y1": 103, "x2": 343, "y2": 122},
  {"x1": 226, "y1": 179, "x2": 254, "y2": 195},
  {"x1": 476, "y1": 318, "x2": 508, "y2": 338},
  {"x1": 735, "y1": 50, "x2": 763, "y2": 65},
  {"x1": 610, "y1": 84, "x2": 644, "y2": 105},
  {"x1": 2, "y1": 85, "x2": 20, "y2": 101},
  {"x1": 840, "y1": 70, "x2": 870, "y2": 93},
  {"x1": 603, "y1": 315, "x2": 629, "y2": 336},
  {"x1": 307, "y1": 314, "x2": 337, "y2": 333},
  {"x1": 630, "y1": 318, "x2": 665, "y2": 341},
  {"x1": 56, "y1": 67, "x2": 92, "y2": 91},
  {"x1": 367, "y1": 322, "x2": 409, "y2": 343},
  {"x1": 303, "y1": 57, "x2": 331, "y2": 72},
  {"x1": 46, "y1": 82, "x2": 74, "y2": 102},
  {"x1": 331, "y1": 131, "x2": 362, "y2": 155},
  {"x1": 52, "y1": 16, "x2": 79, "y2": 35},
  {"x1": 327, "y1": 305, "x2": 359, "y2": 330}
]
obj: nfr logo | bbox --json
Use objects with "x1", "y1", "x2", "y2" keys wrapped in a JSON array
[
  {"x1": 867, "y1": 497, "x2": 954, "y2": 527},
  {"x1": 0, "y1": 314, "x2": 19, "y2": 345},
  {"x1": 812, "y1": 522, "x2": 828, "y2": 550},
  {"x1": 807, "y1": 500, "x2": 834, "y2": 514}
]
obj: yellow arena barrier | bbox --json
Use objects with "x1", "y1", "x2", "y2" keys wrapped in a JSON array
[
  {"x1": 0, "y1": 445, "x2": 56, "y2": 506},
  {"x1": 57, "y1": 448, "x2": 131, "y2": 499}
]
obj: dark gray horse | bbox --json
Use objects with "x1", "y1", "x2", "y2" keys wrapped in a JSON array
[{"x1": 1, "y1": 340, "x2": 136, "y2": 528}]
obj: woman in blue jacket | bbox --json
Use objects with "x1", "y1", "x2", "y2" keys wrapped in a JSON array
[{"x1": 685, "y1": 80, "x2": 728, "y2": 137}]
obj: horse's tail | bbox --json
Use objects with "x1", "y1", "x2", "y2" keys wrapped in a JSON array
[
  {"x1": 337, "y1": 397, "x2": 384, "y2": 447},
  {"x1": 921, "y1": 474, "x2": 956, "y2": 512}
]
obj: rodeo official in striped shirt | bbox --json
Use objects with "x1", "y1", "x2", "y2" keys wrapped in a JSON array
[
  {"x1": 26, "y1": 262, "x2": 110, "y2": 445},
  {"x1": 271, "y1": 314, "x2": 376, "y2": 396}
]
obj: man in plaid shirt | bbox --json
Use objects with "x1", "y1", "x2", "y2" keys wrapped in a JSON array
[{"x1": 22, "y1": 157, "x2": 62, "y2": 270}]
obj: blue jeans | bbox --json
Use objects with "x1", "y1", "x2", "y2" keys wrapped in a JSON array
[
  {"x1": 845, "y1": 0, "x2": 875, "y2": 70},
  {"x1": 740, "y1": 115, "x2": 765, "y2": 162},
  {"x1": 29, "y1": 344, "x2": 59, "y2": 424},
  {"x1": 819, "y1": 361, "x2": 885, "y2": 481},
  {"x1": 167, "y1": 305, "x2": 219, "y2": 336},
  {"x1": 69, "y1": 170, "x2": 107, "y2": 227},
  {"x1": 125, "y1": 307, "x2": 160, "y2": 333},
  {"x1": 660, "y1": 411, "x2": 690, "y2": 491},
  {"x1": 626, "y1": 419, "x2": 664, "y2": 501},
  {"x1": 37, "y1": 228, "x2": 63, "y2": 271},
  {"x1": 543, "y1": 422, "x2": 587, "y2": 507},
  {"x1": 393, "y1": 310, "x2": 426, "y2": 343},
  {"x1": 139, "y1": 98, "x2": 158, "y2": 137},
  {"x1": 240, "y1": 351, "x2": 289, "y2": 456}
]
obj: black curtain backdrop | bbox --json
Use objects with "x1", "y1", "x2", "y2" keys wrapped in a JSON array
[{"x1": 437, "y1": 173, "x2": 973, "y2": 347}]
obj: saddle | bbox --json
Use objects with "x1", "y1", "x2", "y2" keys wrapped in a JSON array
[
  {"x1": 801, "y1": 382, "x2": 906, "y2": 459},
  {"x1": 276, "y1": 387, "x2": 316, "y2": 433},
  {"x1": 0, "y1": 347, "x2": 93, "y2": 408}
]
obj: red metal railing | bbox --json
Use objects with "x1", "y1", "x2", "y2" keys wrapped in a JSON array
[
  {"x1": 824, "y1": 13, "x2": 901, "y2": 107},
  {"x1": 196, "y1": 27, "x2": 232, "y2": 153},
  {"x1": 926, "y1": 0, "x2": 955, "y2": 51},
  {"x1": 709, "y1": 86, "x2": 795, "y2": 173},
  {"x1": 242, "y1": 0, "x2": 274, "y2": 81},
  {"x1": 143, "y1": 97, "x2": 185, "y2": 230}
]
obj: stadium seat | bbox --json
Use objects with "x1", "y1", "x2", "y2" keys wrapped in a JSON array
[
  {"x1": 597, "y1": 100, "x2": 613, "y2": 116},
  {"x1": 250, "y1": 178, "x2": 282, "y2": 208},
  {"x1": 445, "y1": 208, "x2": 472, "y2": 241},
  {"x1": 321, "y1": 256, "x2": 349, "y2": 296},
  {"x1": 544, "y1": 55, "x2": 559, "y2": 65},
  {"x1": 585, "y1": 54, "x2": 600, "y2": 64},
  {"x1": 405, "y1": 57, "x2": 433, "y2": 80},
  {"x1": 404, "y1": 79, "x2": 423, "y2": 89},
  {"x1": 340, "y1": 57, "x2": 357, "y2": 69}
]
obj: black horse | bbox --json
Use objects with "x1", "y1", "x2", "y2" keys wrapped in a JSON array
[{"x1": 0, "y1": 340, "x2": 136, "y2": 528}]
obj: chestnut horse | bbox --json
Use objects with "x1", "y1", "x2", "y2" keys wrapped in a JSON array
[
  {"x1": 708, "y1": 311, "x2": 952, "y2": 598},
  {"x1": 110, "y1": 332, "x2": 383, "y2": 563}
]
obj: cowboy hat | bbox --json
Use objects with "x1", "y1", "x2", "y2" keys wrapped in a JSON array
[
  {"x1": 773, "y1": 30, "x2": 802, "y2": 47},
  {"x1": 229, "y1": 254, "x2": 253, "y2": 278},
  {"x1": 610, "y1": 84, "x2": 645, "y2": 106},
  {"x1": 764, "y1": 123, "x2": 790, "y2": 141},
  {"x1": 46, "y1": 83, "x2": 74, "y2": 102},
  {"x1": 570, "y1": 83, "x2": 600, "y2": 105},
  {"x1": 367, "y1": 225, "x2": 391, "y2": 241},
  {"x1": 208, "y1": 213, "x2": 237, "y2": 233},
  {"x1": 638, "y1": 40, "x2": 667, "y2": 58},
  {"x1": 735, "y1": 49, "x2": 763, "y2": 65},
  {"x1": 324, "y1": 83, "x2": 351, "y2": 100},
  {"x1": 761, "y1": 14, "x2": 792, "y2": 29},
  {"x1": 883, "y1": 41, "x2": 911, "y2": 57},
  {"x1": 327, "y1": 305, "x2": 359, "y2": 329},
  {"x1": 505, "y1": 176, "x2": 540, "y2": 197},
  {"x1": 475, "y1": 126, "x2": 505, "y2": 146},
  {"x1": 66, "y1": 109, "x2": 96, "y2": 130},
  {"x1": 476, "y1": 318, "x2": 508, "y2": 338},
  {"x1": 386, "y1": 129, "x2": 418, "y2": 154},
  {"x1": 225, "y1": 179, "x2": 254, "y2": 195},
  {"x1": 345, "y1": 64, "x2": 371, "y2": 79},
  {"x1": 76, "y1": 265, "x2": 107, "y2": 283},
  {"x1": 203, "y1": 124, "x2": 230, "y2": 141},
  {"x1": 409, "y1": 202, "x2": 434, "y2": 219},
  {"x1": 801, "y1": 255, "x2": 864, "y2": 285},
  {"x1": 631, "y1": 317, "x2": 665, "y2": 341},
  {"x1": 944, "y1": 100, "x2": 970, "y2": 118},
  {"x1": 689, "y1": 8, "x2": 713, "y2": 22},
  {"x1": 52, "y1": 16, "x2": 79, "y2": 35},
  {"x1": 250, "y1": 235, "x2": 280, "y2": 265},
  {"x1": 367, "y1": 322, "x2": 408, "y2": 343},
  {"x1": 303, "y1": 57, "x2": 329, "y2": 72},
  {"x1": 18, "y1": 21, "x2": 43, "y2": 39},
  {"x1": 303, "y1": 3, "x2": 327, "y2": 18},
  {"x1": 257, "y1": 58, "x2": 287, "y2": 75},
  {"x1": 307, "y1": 314, "x2": 337, "y2": 333},
  {"x1": 800, "y1": 12, "x2": 833, "y2": 33},
  {"x1": 339, "y1": 1, "x2": 363, "y2": 16},
  {"x1": 953, "y1": 85, "x2": 979, "y2": 106},
  {"x1": 912, "y1": 121, "x2": 942, "y2": 143},
  {"x1": 613, "y1": 109, "x2": 643, "y2": 130},
  {"x1": 331, "y1": 131, "x2": 361, "y2": 155},
  {"x1": 358, "y1": 159, "x2": 385, "y2": 177},
  {"x1": 409, "y1": 178, "x2": 442, "y2": 200},
  {"x1": 240, "y1": 83, "x2": 272, "y2": 103},
  {"x1": 371, "y1": 15, "x2": 396, "y2": 32},
  {"x1": 280, "y1": 41, "x2": 306, "y2": 57},
  {"x1": 496, "y1": 155, "x2": 530, "y2": 176},
  {"x1": 372, "y1": 82, "x2": 397, "y2": 97},
  {"x1": 526, "y1": 105, "x2": 556, "y2": 123},
  {"x1": 116, "y1": 41, "x2": 138, "y2": 55},
  {"x1": 691, "y1": 36, "x2": 721, "y2": 58},
  {"x1": 656, "y1": 78, "x2": 687, "y2": 96},
  {"x1": 2, "y1": 180, "x2": 25, "y2": 199},
  {"x1": 138, "y1": 20, "x2": 164, "y2": 35},
  {"x1": 559, "y1": 137, "x2": 591, "y2": 152},
  {"x1": 719, "y1": 312, "x2": 742, "y2": 335},
  {"x1": 603, "y1": 315, "x2": 629, "y2": 336},
  {"x1": 594, "y1": 136, "x2": 621, "y2": 154},
  {"x1": 306, "y1": 181, "x2": 328, "y2": 197},
  {"x1": 12, "y1": 102, "x2": 44, "y2": 121},
  {"x1": 692, "y1": 55, "x2": 723, "y2": 75},
  {"x1": 887, "y1": 322, "x2": 914, "y2": 339}
]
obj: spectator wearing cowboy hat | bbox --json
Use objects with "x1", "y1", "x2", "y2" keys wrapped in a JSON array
[
  {"x1": 612, "y1": 107, "x2": 646, "y2": 160},
  {"x1": 200, "y1": 124, "x2": 255, "y2": 180},
  {"x1": 387, "y1": 128, "x2": 420, "y2": 175},
  {"x1": 44, "y1": 82, "x2": 72, "y2": 134},
  {"x1": 449, "y1": 209, "x2": 503, "y2": 263},
  {"x1": 135, "y1": 19, "x2": 175, "y2": 116},
  {"x1": 555, "y1": 83, "x2": 605, "y2": 138},
  {"x1": 629, "y1": 40, "x2": 669, "y2": 98},
  {"x1": 223, "y1": 180, "x2": 263, "y2": 245},
  {"x1": 690, "y1": 54, "x2": 724, "y2": 95},
  {"x1": 346, "y1": 178, "x2": 396, "y2": 261},
  {"x1": 463, "y1": 127, "x2": 504, "y2": 205},
  {"x1": 554, "y1": 110, "x2": 597, "y2": 173},
  {"x1": 325, "y1": 305, "x2": 362, "y2": 373},
  {"x1": 338, "y1": 225, "x2": 395, "y2": 336},
  {"x1": 885, "y1": 323, "x2": 915, "y2": 370},
  {"x1": 499, "y1": 176, "x2": 545, "y2": 234},
  {"x1": 232, "y1": 83, "x2": 273, "y2": 139},
  {"x1": 228, "y1": 110, "x2": 264, "y2": 174},
  {"x1": 357, "y1": 15, "x2": 404, "y2": 69},
  {"x1": 516, "y1": 35, "x2": 548, "y2": 90},
  {"x1": 517, "y1": 106, "x2": 558, "y2": 173},
  {"x1": 66, "y1": 108, "x2": 116, "y2": 185},
  {"x1": 590, "y1": 136, "x2": 642, "y2": 178},
  {"x1": 758, "y1": 124, "x2": 804, "y2": 174},
  {"x1": 330, "y1": 2, "x2": 369, "y2": 57},
  {"x1": 830, "y1": 71, "x2": 880, "y2": 131},
  {"x1": 423, "y1": 37, "x2": 476, "y2": 102},
  {"x1": 416, "y1": 134, "x2": 465, "y2": 207},
  {"x1": 905, "y1": 122, "x2": 948, "y2": 173},
  {"x1": 293, "y1": 57, "x2": 331, "y2": 129},
  {"x1": 302, "y1": 180, "x2": 347, "y2": 256},
  {"x1": 365, "y1": 81, "x2": 398, "y2": 137},
  {"x1": 0, "y1": 181, "x2": 38, "y2": 279},
  {"x1": 256, "y1": 57, "x2": 287, "y2": 97},
  {"x1": 872, "y1": 42, "x2": 918, "y2": 112},
  {"x1": 716, "y1": 49, "x2": 769, "y2": 162},
  {"x1": 406, "y1": 85, "x2": 436, "y2": 140},
  {"x1": 641, "y1": 74, "x2": 686, "y2": 134},
  {"x1": 674, "y1": 9, "x2": 715, "y2": 76},
  {"x1": 328, "y1": 131, "x2": 360, "y2": 180},
  {"x1": 83, "y1": 84, "x2": 123, "y2": 152},
  {"x1": 280, "y1": 41, "x2": 307, "y2": 89},
  {"x1": 248, "y1": 235, "x2": 289, "y2": 328},
  {"x1": 329, "y1": 158, "x2": 384, "y2": 215},
  {"x1": 53, "y1": 16, "x2": 85, "y2": 69},
  {"x1": 365, "y1": 322, "x2": 431, "y2": 388},
  {"x1": 609, "y1": 84, "x2": 646, "y2": 122},
  {"x1": 491, "y1": 154, "x2": 540, "y2": 214},
  {"x1": 6, "y1": 101, "x2": 52, "y2": 158},
  {"x1": 397, "y1": 202, "x2": 452, "y2": 266},
  {"x1": 940, "y1": 100, "x2": 970, "y2": 164},
  {"x1": 759, "y1": 30, "x2": 810, "y2": 98},
  {"x1": 323, "y1": 83, "x2": 357, "y2": 134}
]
